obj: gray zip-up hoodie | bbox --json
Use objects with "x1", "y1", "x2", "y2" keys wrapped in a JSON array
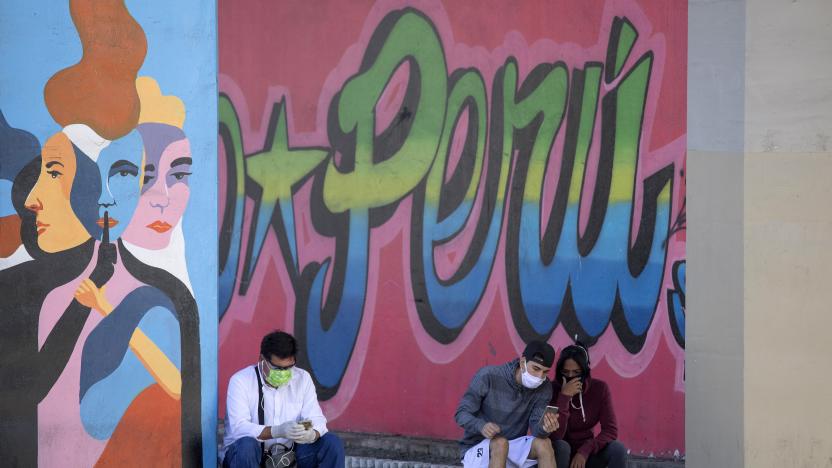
[{"x1": 455, "y1": 359, "x2": 552, "y2": 456}]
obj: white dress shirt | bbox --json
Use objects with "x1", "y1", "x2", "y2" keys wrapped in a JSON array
[{"x1": 222, "y1": 364, "x2": 329, "y2": 458}]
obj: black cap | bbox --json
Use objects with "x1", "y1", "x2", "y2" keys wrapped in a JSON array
[{"x1": 523, "y1": 341, "x2": 555, "y2": 368}]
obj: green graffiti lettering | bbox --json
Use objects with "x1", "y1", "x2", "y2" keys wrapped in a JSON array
[
  {"x1": 324, "y1": 10, "x2": 447, "y2": 213},
  {"x1": 567, "y1": 64, "x2": 602, "y2": 207},
  {"x1": 427, "y1": 69, "x2": 487, "y2": 222},
  {"x1": 506, "y1": 59, "x2": 569, "y2": 207}
]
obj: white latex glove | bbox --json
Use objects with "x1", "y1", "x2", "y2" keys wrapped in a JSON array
[
  {"x1": 271, "y1": 421, "x2": 303, "y2": 439},
  {"x1": 286, "y1": 424, "x2": 308, "y2": 441},
  {"x1": 293, "y1": 428, "x2": 317, "y2": 444}
]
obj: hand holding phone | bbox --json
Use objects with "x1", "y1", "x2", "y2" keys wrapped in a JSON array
[{"x1": 541, "y1": 406, "x2": 559, "y2": 432}]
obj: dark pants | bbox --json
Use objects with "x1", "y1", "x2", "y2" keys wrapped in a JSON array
[
  {"x1": 224, "y1": 437, "x2": 262, "y2": 468},
  {"x1": 553, "y1": 440, "x2": 626, "y2": 468},
  {"x1": 224, "y1": 433, "x2": 345, "y2": 468},
  {"x1": 296, "y1": 433, "x2": 345, "y2": 468}
]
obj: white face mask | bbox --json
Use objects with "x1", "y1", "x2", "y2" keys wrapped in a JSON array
[{"x1": 521, "y1": 360, "x2": 545, "y2": 389}]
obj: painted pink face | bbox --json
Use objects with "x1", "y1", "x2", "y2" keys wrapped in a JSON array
[{"x1": 122, "y1": 138, "x2": 192, "y2": 249}]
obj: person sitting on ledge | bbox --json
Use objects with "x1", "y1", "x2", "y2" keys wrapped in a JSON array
[
  {"x1": 549, "y1": 342, "x2": 627, "y2": 468},
  {"x1": 455, "y1": 341, "x2": 560, "y2": 468},
  {"x1": 222, "y1": 330, "x2": 344, "y2": 468}
]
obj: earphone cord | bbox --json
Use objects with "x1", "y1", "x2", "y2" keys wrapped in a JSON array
[
  {"x1": 569, "y1": 392, "x2": 587, "y2": 422},
  {"x1": 571, "y1": 334, "x2": 587, "y2": 422}
]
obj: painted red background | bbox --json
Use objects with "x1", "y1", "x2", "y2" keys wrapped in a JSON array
[{"x1": 219, "y1": 0, "x2": 686, "y2": 456}]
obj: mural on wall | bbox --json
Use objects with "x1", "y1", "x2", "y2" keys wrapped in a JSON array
[
  {"x1": 219, "y1": 0, "x2": 686, "y2": 456},
  {"x1": 0, "y1": 0, "x2": 217, "y2": 466}
]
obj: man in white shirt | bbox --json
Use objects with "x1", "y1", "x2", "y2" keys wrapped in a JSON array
[{"x1": 222, "y1": 330, "x2": 345, "y2": 468}]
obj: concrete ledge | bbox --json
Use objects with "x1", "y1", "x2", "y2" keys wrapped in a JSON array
[
  {"x1": 626, "y1": 458, "x2": 685, "y2": 468},
  {"x1": 346, "y1": 457, "x2": 683, "y2": 468},
  {"x1": 346, "y1": 456, "x2": 459, "y2": 468},
  {"x1": 337, "y1": 431, "x2": 461, "y2": 465},
  {"x1": 336, "y1": 432, "x2": 684, "y2": 468},
  {"x1": 217, "y1": 425, "x2": 684, "y2": 468}
]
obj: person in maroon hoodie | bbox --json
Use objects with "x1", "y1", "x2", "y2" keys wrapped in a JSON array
[{"x1": 548, "y1": 343, "x2": 626, "y2": 468}]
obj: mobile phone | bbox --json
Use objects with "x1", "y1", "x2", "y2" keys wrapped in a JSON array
[{"x1": 545, "y1": 405, "x2": 559, "y2": 416}]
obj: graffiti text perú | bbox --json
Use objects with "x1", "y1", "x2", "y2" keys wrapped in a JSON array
[{"x1": 219, "y1": 8, "x2": 679, "y2": 397}]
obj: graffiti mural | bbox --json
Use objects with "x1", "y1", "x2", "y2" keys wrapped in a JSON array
[
  {"x1": 219, "y1": 0, "x2": 686, "y2": 456},
  {"x1": 0, "y1": 1, "x2": 217, "y2": 466}
]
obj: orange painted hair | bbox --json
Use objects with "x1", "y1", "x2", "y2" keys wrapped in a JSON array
[{"x1": 44, "y1": 0, "x2": 147, "y2": 140}]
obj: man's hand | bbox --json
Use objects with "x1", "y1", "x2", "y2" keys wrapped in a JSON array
[
  {"x1": 286, "y1": 424, "x2": 308, "y2": 441},
  {"x1": 541, "y1": 412, "x2": 559, "y2": 433},
  {"x1": 480, "y1": 422, "x2": 501, "y2": 439},
  {"x1": 570, "y1": 453, "x2": 586, "y2": 468},
  {"x1": 292, "y1": 428, "x2": 318, "y2": 444},
  {"x1": 561, "y1": 377, "x2": 583, "y2": 397},
  {"x1": 271, "y1": 421, "x2": 304, "y2": 438}
]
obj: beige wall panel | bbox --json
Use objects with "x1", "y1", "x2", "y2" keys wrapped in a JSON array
[{"x1": 745, "y1": 151, "x2": 832, "y2": 467}]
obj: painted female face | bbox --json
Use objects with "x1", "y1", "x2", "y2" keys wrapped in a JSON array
[
  {"x1": 122, "y1": 128, "x2": 191, "y2": 250},
  {"x1": 94, "y1": 130, "x2": 144, "y2": 240},
  {"x1": 24, "y1": 133, "x2": 92, "y2": 252}
]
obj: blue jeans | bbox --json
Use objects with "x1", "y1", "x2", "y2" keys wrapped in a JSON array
[
  {"x1": 224, "y1": 434, "x2": 345, "y2": 468},
  {"x1": 224, "y1": 437, "x2": 262, "y2": 468},
  {"x1": 553, "y1": 439, "x2": 627, "y2": 468},
  {"x1": 296, "y1": 433, "x2": 345, "y2": 468}
]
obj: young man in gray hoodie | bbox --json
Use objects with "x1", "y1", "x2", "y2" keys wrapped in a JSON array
[{"x1": 455, "y1": 341, "x2": 559, "y2": 468}]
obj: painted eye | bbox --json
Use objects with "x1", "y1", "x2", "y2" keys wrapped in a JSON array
[
  {"x1": 143, "y1": 175, "x2": 155, "y2": 185},
  {"x1": 109, "y1": 163, "x2": 139, "y2": 178},
  {"x1": 46, "y1": 170, "x2": 62, "y2": 179},
  {"x1": 172, "y1": 171, "x2": 192, "y2": 181}
]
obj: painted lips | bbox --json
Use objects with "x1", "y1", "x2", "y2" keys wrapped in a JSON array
[
  {"x1": 96, "y1": 217, "x2": 118, "y2": 228},
  {"x1": 36, "y1": 221, "x2": 49, "y2": 236},
  {"x1": 147, "y1": 220, "x2": 172, "y2": 233}
]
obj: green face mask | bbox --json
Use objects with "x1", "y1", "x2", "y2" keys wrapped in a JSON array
[
  {"x1": 262, "y1": 359, "x2": 293, "y2": 387},
  {"x1": 266, "y1": 368, "x2": 292, "y2": 387}
]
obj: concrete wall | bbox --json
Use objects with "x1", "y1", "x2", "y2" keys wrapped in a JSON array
[
  {"x1": 744, "y1": 0, "x2": 832, "y2": 466},
  {"x1": 745, "y1": 153, "x2": 832, "y2": 467},
  {"x1": 689, "y1": 0, "x2": 832, "y2": 466},
  {"x1": 687, "y1": 150, "x2": 744, "y2": 467},
  {"x1": 686, "y1": 0, "x2": 746, "y2": 466},
  {"x1": 0, "y1": 1, "x2": 217, "y2": 465},
  {"x1": 745, "y1": 0, "x2": 832, "y2": 154},
  {"x1": 218, "y1": 0, "x2": 687, "y2": 456}
]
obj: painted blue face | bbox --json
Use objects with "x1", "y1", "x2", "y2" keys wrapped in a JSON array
[
  {"x1": 94, "y1": 130, "x2": 143, "y2": 240},
  {"x1": 0, "y1": 179, "x2": 13, "y2": 216}
]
